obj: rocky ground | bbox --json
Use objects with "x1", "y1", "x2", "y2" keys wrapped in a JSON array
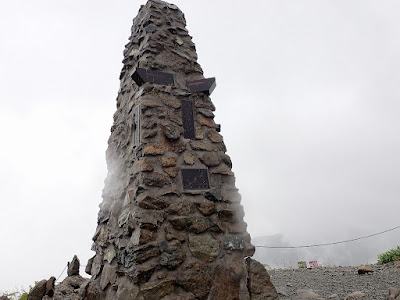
[{"x1": 269, "y1": 262, "x2": 400, "y2": 299}]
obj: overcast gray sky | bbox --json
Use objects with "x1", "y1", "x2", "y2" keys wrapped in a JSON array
[{"x1": 1, "y1": 0, "x2": 400, "y2": 292}]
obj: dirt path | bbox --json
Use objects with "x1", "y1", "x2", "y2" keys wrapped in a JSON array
[{"x1": 269, "y1": 263, "x2": 400, "y2": 299}]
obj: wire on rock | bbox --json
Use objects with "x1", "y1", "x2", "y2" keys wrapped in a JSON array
[{"x1": 56, "y1": 264, "x2": 68, "y2": 282}]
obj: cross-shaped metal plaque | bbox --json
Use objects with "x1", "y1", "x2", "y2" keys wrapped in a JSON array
[
  {"x1": 181, "y1": 100, "x2": 195, "y2": 139},
  {"x1": 187, "y1": 77, "x2": 216, "y2": 95},
  {"x1": 130, "y1": 68, "x2": 174, "y2": 86}
]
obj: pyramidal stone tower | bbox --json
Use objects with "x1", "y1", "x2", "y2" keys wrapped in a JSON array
[{"x1": 86, "y1": 1, "x2": 278, "y2": 299}]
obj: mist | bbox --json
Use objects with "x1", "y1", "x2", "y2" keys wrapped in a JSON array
[
  {"x1": 1, "y1": 0, "x2": 400, "y2": 291},
  {"x1": 253, "y1": 230, "x2": 400, "y2": 268}
]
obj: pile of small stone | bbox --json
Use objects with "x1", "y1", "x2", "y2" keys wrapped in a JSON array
[{"x1": 269, "y1": 263, "x2": 400, "y2": 299}]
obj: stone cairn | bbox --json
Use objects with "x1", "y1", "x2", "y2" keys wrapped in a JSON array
[{"x1": 85, "y1": 1, "x2": 278, "y2": 299}]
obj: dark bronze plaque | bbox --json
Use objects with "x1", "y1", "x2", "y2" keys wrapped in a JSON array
[
  {"x1": 181, "y1": 100, "x2": 195, "y2": 139},
  {"x1": 182, "y1": 169, "x2": 210, "y2": 190},
  {"x1": 130, "y1": 68, "x2": 174, "y2": 86},
  {"x1": 134, "y1": 105, "x2": 140, "y2": 146},
  {"x1": 187, "y1": 77, "x2": 216, "y2": 95}
]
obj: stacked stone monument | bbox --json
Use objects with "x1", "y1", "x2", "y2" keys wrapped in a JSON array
[{"x1": 86, "y1": 1, "x2": 278, "y2": 299}]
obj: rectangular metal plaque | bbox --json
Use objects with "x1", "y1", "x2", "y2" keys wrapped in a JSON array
[
  {"x1": 130, "y1": 68, "x2": 174, "y2": 86},
  {"x1": 134, "y1": 105, "x2": 140, "y2": 146},
  {"x1": 181, "y1": 100, "x2": 195, "y2": 139},
  {"x1": 187, "y1": 77, "x2": 216, "y2": 95},
  {"x1": 181, "y1": 169, "x2": 210, "y2": 190}
]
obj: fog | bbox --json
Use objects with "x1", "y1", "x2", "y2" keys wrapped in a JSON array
[
  {"x1": 1, "y1": 0, "x2": 400, "y2": 292},
  {"x1": 253, "y1": 229, "x2": 400, "y2": 268}
]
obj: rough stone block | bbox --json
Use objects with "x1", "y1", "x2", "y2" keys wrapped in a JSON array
[
  {"x1": 223, "y1": 236, "x2": 245, "y2": 251},
  {"x1": 161, "y1": 136, "x2": 186, "y2": 153},
  {"x1": 163, "y1": 123, "x2": 183, "y2": 140},
  {"x1": 99, "y1": 264, "x2": 117, "y2": 290},
  {"x1": 118, "y1": 243, "x2": 160, "y2": 266},
  {"x1": 199, "y1": 152, "x2": 221, "y2": 167},
  {"x1": 116, "y1": 278, "x2": 140, "y2": 300},
  {"x1": 211, "y1": 164, "x2": 234, "y2": 176},
  {"x1": 141, "y1": 279, "x2": 175, "y2": 300},
  {"x1": 164, "y1": 167, "x2": 179, "y2": 178},
  {"x1": 133, "y1": 159, "x2": 154, "y2": 172},
  {"x1": 140, "y1": 172, "x2": 171, "y2": 187},
  {"x1": 104, "y1": 249, "x2": 116, "y2": 264},
  {"x1": 161, "y1": 156, "x2": 177, "y2": 167},
  {"x1": 183, "y1": 152, "x2": 195, "y2": 165},
  {"x1": 207, "y1": 130, "x2": 223, "y2": 143},
  {"x1": 190, "y1": 140, "x2": 214, "y2": 151},
  {"x1": 143, "y1": 143, "x2": 164, "y2": 156},
  {"x1": 246, "y1": 258, "x2": 278, "y2": 300},
  {"x1": 131, "y1": 228, "x2": 157, "y2": 246},
  {"x1": 188, "y1": 233, "x2": 220, "y2": 262},
  {"x1": 133, "y1": 210, "x2": 165, "y2": 230},
  {"x1": 160, "y1": 240, "x2": 186, "y2": 269},
  {"x1": 28, "y1": 279, "x2": 47, "y2": 300},
  {"x1": 68, "y1": 255, "x2": 80, "y2": 277},
  {"x1": 136, "y1": 194, "x2": 169, "y2": 210},
  {"x1": 207, "y1": 266, "x2": 241, "y2": 300},
  {"x1": 198, "y1": 116, "x2": 216, "y2": 128},
  {"x1": 197, "y1": 108, "x2": 215, "y2": 118},
  {"x1": 194, "y1": 200, "x2": 215, "y2": 216},
  {"x1": 170, "y1": 216, "x2": 213, "y2": 233},
  {"x1": 177, "y1": 261, "x2": 213, "y2": 299}
]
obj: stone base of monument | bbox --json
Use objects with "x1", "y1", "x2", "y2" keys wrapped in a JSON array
[
  {"x1": 27, "y1": 256, "x2": 277, "y2": 300},
  {"x1": 79, "y1": 257, "x2": 277, "y2": 300}
]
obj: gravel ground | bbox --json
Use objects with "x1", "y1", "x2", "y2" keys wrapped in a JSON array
[{"x1": 269, "y1": 263, "x2": 400, "y2": 299}]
